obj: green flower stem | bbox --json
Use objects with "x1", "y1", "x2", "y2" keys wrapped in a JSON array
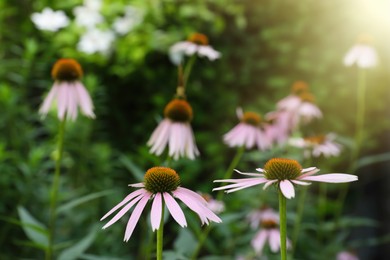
[
  {"x1": 46, "y1": 117, "x2": 66, "y2": 260},
  {"x1": 279, "y1": 189, "x2": 287, "y2": 260},
  {"x1": 217, "y1": 146, "x2": 245, "y2": 201},
  {"x1": 191, "y1": 146, "x2": 245, "y2": 259},
  {"x1": 156, "y1": 203, "x2": 165, "y2": 260},
  {"x1": 291, "y1": 186, "x2": 308, "y2": 256},
  {"x1": 183, "y1": 55, "x2": 197, "y2": 88}
]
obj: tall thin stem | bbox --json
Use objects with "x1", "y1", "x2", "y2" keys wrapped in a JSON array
[
  {"x1": 217, "y1": 146, "x2": 245, "y2": 201},
  {"x1": 46, "y1": 118, "x2": 66, "y2": 260},
  {"x1": 183, "y1": 55, "x2": 197, "y2": 88},
  {"x1": 279, "y1": 189, "x2": 287, "y2": 260},
  {"x1": 156, "y1": 203, "x2": 165, "y2": 260}
]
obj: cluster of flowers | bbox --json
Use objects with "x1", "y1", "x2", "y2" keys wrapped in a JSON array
[
  {"x1": 38, "y1": 30, "x2": 369, "y2": 258},
  {"x1": 31, "y1": 0, "x2": 143, "y2": 54}
]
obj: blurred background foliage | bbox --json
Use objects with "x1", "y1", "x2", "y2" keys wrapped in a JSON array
[{"x1": 1, "y1": 0, "x2": 390, "y2": 259}]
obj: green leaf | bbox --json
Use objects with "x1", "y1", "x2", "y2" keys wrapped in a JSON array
[
  {"x1": 118, "y1": 155, "x2": 144, "y2": 181},
  {"x1": 57, "y1": 190, "x2": 115, "y2": 214},
  {"x1": 355, "y1": 152, "x2": 390, "y2": 170},
  {"x1": 17, "y1": 206, "x2": 48, "y2": 248},
  {"x1": 57, "y1": 228, "x2": 98, "y2": 260},
  {"x1": 173, "y1": 228, "x2": 197, "y2": 255}
]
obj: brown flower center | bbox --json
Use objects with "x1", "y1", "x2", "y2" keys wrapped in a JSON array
[
  {"x1": 304, "y1": 135, "x2": 326, "y2": 145},
  {"x1": 144, "y1": 167, "x2": 181, "y2": 193},
  {"x1": 264, "y1": 158, "x2": 302, "y2": 180},
  {"x1": 187, "y1": 33, "x2": 209, "y2": 46},
  {"x1": 261, "y1": 219, "x2": 278, "y2": 229},
  {"x1": 164, "y1": 99, "x2": 193, "y2": 122},
  {"x1": 51, "y1": 58, "x2": 83, "y2": 81},
  {"x1": 299, "y1": 92, "x2": 316, "y2": 103},
  {"x1": 291, "y1": 81, "x2": 309, "y2": 95},
  {"x1": 242, "y1": 112, "x2": 261, "y2": 126}
]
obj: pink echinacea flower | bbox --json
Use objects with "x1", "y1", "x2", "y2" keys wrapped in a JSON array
[
  {"x1": 289, "y1": 133, "x2": 342, "y2": 158},
  {"x1": 147, "y1": 98, "x2": 199, "y2": 160},
  {"x1": 213, "y1": 158, "x2": 357, "y2": 199},
  {"x1": 249, "y1": 207, "x2": 291, "y2": 255},
  {"x1": 39, "y1": 59, "x2": 95, "y2": 121},
  {"x1": 223, "y1": 108, "x2": 271, "y2": 150},
  {"x1": 101, "y1": 167, "x2": 222, "y2": 241}
]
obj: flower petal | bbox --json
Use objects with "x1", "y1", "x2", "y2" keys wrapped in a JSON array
[
  {"x1": 263, "y1": 180, "x2": 278, "y2": 190},
  {"x1": 251, "y1": 230, "x2": 268, "y2": 254},
  {"x1": 234, "y1": 169, "x2": 265, "y2": 177},
  {"x1": 279, "y1": 180, "x2": 295, "y2": 199},
  {"x1": 300, "y1": 173, "x2": 358, "y2": 183},
  {"x1": 100, "y1": 188, "x2": 145, "y2": 221},
  {"x1": 291, "y1": 180, "x2": 311, "y2": 186},
  {"x1": 163, "y1": 192, "x2": 187, "y2": 227},
  {"x1": 150, "y1": 193, "x2": 162, "y2": 231},
  {"x1": 124, "y1": 192, "x2": 152, "y2": 242}
]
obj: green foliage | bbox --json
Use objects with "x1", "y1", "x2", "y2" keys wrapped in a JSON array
[{"x1": 0, "y1": 0, "x2": 389, "y2": 259}]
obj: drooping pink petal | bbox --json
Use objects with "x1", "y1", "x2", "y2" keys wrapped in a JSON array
[
  {"x1": 74, "y1": 82, "x2": 95, "y2": 118},
  {"x1": 102, "y1": 190, "x2": 146, "y2": 229},
  {"x1": 66, "y1": 84, "x2": 78, "y2": 121},
  {"x1": 101, "y1": 188, "x2": 145, "y2": 221},
  {"x1": 124, "y1": 192, "x2": 152, "y2": 242},
  {"x1": 251, "y1": 230, "x2": 268, "y2": 254},
  {"x1": 263, "y1": 180, "x2": 278, "y2": 190},
  {"x1": 39, "y1": 84, "x2": 59, "y2": 117},
  {"x1": 214, "y1": 178, "x2": 265, "y2": 184},
  {"x1": 291, "y1": 180, "x2": 311, "y2": 186},
  {"x1": 163, "y1": 192, "x2": 187, "y2": 227},
  {"x1": 148, "y1": 119, "x2": 171, "y2": 156},
  {"x1": 57, "y1": 84, "x2": 69, "y2": 120},
  {"x1": 150, "y1": 193, "x2": 162, "y2": 231},
  {"x1": 268, "y1": 229, "x2": 281, "y2": 252},
  {"x1": 301, "y1": 167, "x2": 318, "y2": 173},
  {"x1": 300, "y1": 173, "x2": 358, "y2": 183},
  {"x1": 279, "y1": 180, "x2": 295, "y2": 199},
  {"x1": 173, "y1": 188, "x2": 222, "y2": 225}
]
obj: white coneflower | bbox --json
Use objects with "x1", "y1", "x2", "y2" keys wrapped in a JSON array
[
  {"x1": 169, "y1": 33, "x2": 221, "y2": 65},
  {"x1": 31, "y1": 8, "x2": 69, "y2": 32},
  {"x1": 343, "y1": 34, "x2": 378, "y2": 68}
]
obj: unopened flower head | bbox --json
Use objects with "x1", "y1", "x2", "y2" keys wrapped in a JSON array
[
  {"x1": 213, "y1": 158, "x2": 358, "y2": 199},
  {"x1": 39, "y1": 59, "x2": 95, "y2": 121},
  {"x1": 343, "y1": 34, "x2": 378, "y2": 68},
  {"x1": 169, "y1": 32, "x2": 221, "y2": 65},
  {"x1": 101, "y1": 166, "x2": 222, "y2": 242},
  {"x1": 224, "y1": 108, "x2": 271, "y2": 150},
  {"x1": 147, "y1": 99, "x2": 199, "y2": 160},
  {"x1": 31, "y1": 7, "x2": 69, "y2": 32}
]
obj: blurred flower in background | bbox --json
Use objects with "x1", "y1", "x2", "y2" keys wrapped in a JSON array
[
  {"x1": 101, "y1": 167, "x2": 222, "y2": 242},
  {"x1": 337, "y1": 250, "x2": 359, "y2": 260},
  {"x1": 289, "y1": 133, "x2": 342, "y2": 158},
  {"x1": 73, "y1": 0, "x2": 104, "y2": 28},
  {"x1": 249, "y1": 207, "x2": 290, "y2": 255},
  {"x1": 147, "y1": 99, "x2": 199, "y2": 160},
  {"x1": 199, "y1": 193, "x2": 225, "y2": 214},
  {"x1": 31, "y1": 7, "x2": 69, "y2": 32},
  {"x1": 223, "y1": 108, "x2": 271, "y2": 150},
  {"x1": 77, "y1": 28, "x2": 115, "y2": 54},
  {"x1": 112, "y1": 6, "x2": 144, "y2": 35},
  {"x1": 343, "y1": 34, "x2": 378, "y2": 68},
  {"x1": 169, "y1": 33, "x2": 221, "y2": 65},
  {"x1": 39, "y1": 59, "x2": 95, "y2": 121}
]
